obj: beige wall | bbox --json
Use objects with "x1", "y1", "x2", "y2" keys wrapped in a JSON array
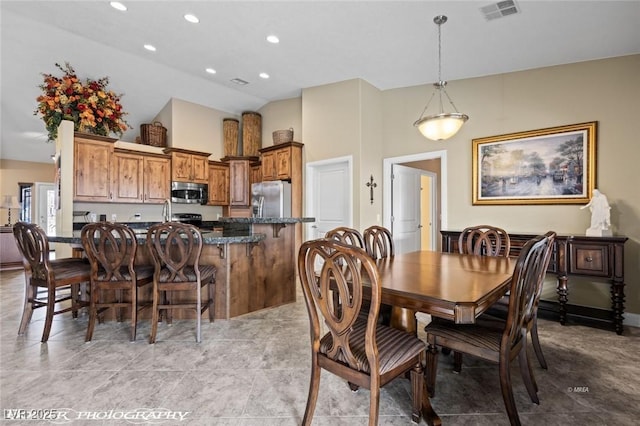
[
  {"x1": 156, "y1": 97, "x2": 232, "y2": 160},
  {"x1": 0, "y1": 159, "x2": 55, "y2": 224},
  {"x1": 259, "y1": 97, "x2": 302, "y2": 149},
  {"x1": 292, "y1": 55, "x2": 640, "y2": 315}
]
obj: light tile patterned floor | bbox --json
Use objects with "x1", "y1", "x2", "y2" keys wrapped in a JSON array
[{"x1": 1, "y1": 269, "x2": 639, "y2": 425}]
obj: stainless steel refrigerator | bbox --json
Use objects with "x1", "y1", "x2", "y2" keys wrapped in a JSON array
[{"x1": 251, "y1": 181, "x2": 292, "y2": 218}]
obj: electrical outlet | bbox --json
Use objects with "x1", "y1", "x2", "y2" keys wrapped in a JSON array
[
  {"x1": 89, "y1": 213, "x2": 97, "y2": 222},
  {"x1": 111, "y1": 213, "x2": 117, "y2": 222}
]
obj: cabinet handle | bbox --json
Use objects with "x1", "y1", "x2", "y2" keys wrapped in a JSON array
[{"x1": 585, "y1": 256, "x2": 593, "y2": 262}]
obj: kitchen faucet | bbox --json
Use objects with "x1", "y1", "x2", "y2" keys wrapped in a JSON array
[{"x1": 162, "y1": 198, "x2": 172, "y2": 222}]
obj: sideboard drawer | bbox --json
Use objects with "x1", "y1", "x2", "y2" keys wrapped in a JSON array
[{"x1": 569, "y1": 243, "x2": 610, "y2": 277}]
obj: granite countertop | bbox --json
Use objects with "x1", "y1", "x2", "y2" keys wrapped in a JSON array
[
  {"x1": 217, "y1": 217, "x2": 315, "y2": 224},
  {"x1": 47, "y1": 231, "x2": 266, "y2": 245}
]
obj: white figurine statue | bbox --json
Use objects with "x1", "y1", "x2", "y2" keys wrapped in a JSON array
[{"x1": 580, "y1": 189, "x2": 612, "y2": 236}]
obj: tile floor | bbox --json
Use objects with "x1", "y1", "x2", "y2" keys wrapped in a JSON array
[{"x1": 1, "y1": 268, "x2": 639, "y2": 425}]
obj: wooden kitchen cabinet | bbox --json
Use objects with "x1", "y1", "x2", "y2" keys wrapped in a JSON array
[
  {"x1": 259, "y1": 142, "x2": 303, "y2": 181},
  {"x1": 74, "y1": 135, "x2": 115, "y2": 202},
  {"x1": 250, "y1": 161, "x2": 262, "y2": 185},
  {"x1": 221, "y1": 156, "x2": 259, "y2": 217},
  {"x1": 111, "y1": 150, "x2": 170, "y2": 204},
  {"x1": 208, "y1": 161, "x2": 229, "y2": 206},
  {"x1": 163, "y1": 147, "x2": 210, "y2": 184}
]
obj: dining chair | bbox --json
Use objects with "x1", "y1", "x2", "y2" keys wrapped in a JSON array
[
  {"x1": 459, "y1": 224, "x2": 548, "y2": 370},
  {"x1": 81, "y1": 222, "x2": 154, "y2": 341},
  {"x1": 298, "y1": 238, "x2": 426, "y2": 425},
  {"x1": 146, "y1": 222, "x2": 216, "y2": 343},
  {"x1": 325, "y1": 226, "x2": 365, "y2": 248},
  {"x1": 13, "y1": 222, "x2": 91, "y2": 343},
  {"x1": 363, "y1": 225, "x2": 416, "y2": 334},
  {"x1": 452, "y1": 225, "x2": 513, "y2": 370},
  {"x1": 425, "y1": 231, "x2": 556, "y2": 426}
]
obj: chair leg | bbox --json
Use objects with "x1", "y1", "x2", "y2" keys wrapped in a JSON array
[
  {"x1": 410, "y1": 361, "x2": 424, "y2": 424},
  {"x1": 70, "y1": 283, "x2": 80, "y2": 318},
  {"x1": 85, "y1": 283, "x2": 98, "y2": 342},
  {"x1": 130, "y1": 286, "x2": 137, "y2": 342},
  {"x1": 208, "y1": 279, "x2": 215, "y2": 322},
  {"x1": 115, "y1": 289, "x2": 123, "y2": 322},
  {"x1": 368, "y1": 383, "x2": 381, "y2": 426},
  {"x1": 41, "y1": 286, "x2": 56, "y2": 343},
  {"x1": 499, "y1": 358, "x2": 522, "y2": 426},
  {"x1": 302, "y1": 358, "x2": 321, "y2": 426},
  {"x1": 195, "y1": 285, "x2": 202, "y2": 343},
  {"x1": 149, "y1": 288, "x2": 160, "y2": 344},
  {"x1": 425, "y1": 341, "x2": 439, "y2": 397},
  {"x1": 531, "y1": 319, "x2": 548, "y2": 369},
  {"x1": 453, "y1": 351, "x2": 463, "y2": 373},
  {"x1": 518, "y1": 341, "x2": 539, "y2": 404},
  {"x1": 18, "y1": 282, "x2": 35, "y2": 335}
]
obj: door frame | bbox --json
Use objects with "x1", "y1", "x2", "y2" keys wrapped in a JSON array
[
  {"x1": 420, "y1": 170, "x2": 438, "y2": 250},
  {"x1": 383, "y1": 150, "x2": 448, "y2": 242},
  {"x1": 305, "y1": 155, "x2": 353, "y2": 241}
]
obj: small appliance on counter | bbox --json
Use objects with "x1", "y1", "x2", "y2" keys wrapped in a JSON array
[{"x1": 251, "y1": 181, "x2": 292, "y2": 218}]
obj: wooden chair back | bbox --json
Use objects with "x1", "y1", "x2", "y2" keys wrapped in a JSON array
[
  {"x1": 363, "y1": 226, "x2": 394, "y2": 259},
  {"x1": 13, "y1": 222, "x2": 52, "y2": 283},
  {"x1": 325, "y1": 227, "x2": 365, "y2": 249},
  {"x1": 458, "y1": 225, "x2": 511, "y2": 257},
  {"x1": 504, "y1": 231, "x2": 556, "y2": 351},
  {"x1": 81, "y1": 222, "x2": 138, "y2": 283}
]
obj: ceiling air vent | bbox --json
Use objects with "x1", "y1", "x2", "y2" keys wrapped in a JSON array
[
  {"x1": 481, "y1": 0, "x2": 520, "y2": 21},
  {"x1": 230, "y1": 78, "x2": 249, "y2": 85}
]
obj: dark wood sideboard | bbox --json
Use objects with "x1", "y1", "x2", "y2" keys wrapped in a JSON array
[{"x1": 441, "y1": 230, "x2": 628, "y2": 334}]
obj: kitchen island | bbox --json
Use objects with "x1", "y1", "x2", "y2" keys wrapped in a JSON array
[{"x1": 49, "y1": 217, "x2": 314, "y2": 319}]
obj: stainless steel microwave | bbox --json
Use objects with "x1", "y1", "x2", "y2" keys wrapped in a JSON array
[{"x1": 171, "y1": 182, "x2": 208, "y2": 204}]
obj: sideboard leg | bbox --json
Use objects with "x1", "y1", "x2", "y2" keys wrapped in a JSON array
[
  {"x1": 611, "y1": 281, "x2": 625, "y2": 335},
  {"x1": 557, "y1": 275, "x2": 568, "y2": 325}
]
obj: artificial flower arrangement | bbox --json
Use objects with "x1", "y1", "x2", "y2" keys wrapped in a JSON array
[{"x1": 35, "y1": 62, "x2": 131, "y2": 141}]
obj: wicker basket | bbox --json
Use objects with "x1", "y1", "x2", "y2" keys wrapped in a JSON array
[
  {"x1": 272, "y1": 128, "x2": 293, "y2": 145},
  {"x1": 140, "y1": 121, "x2": 167, "y2": 147}
]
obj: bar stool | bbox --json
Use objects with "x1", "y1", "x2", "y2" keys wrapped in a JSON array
[
  {"x1": 13, "y1": 222, "x2": 91, "y2": 342},
  {"x1": 81, "y1": 222, "x2": 154, "y2": 341},
  {"x1": 146, "y1": 222, "x2": 216, "y2": 343}
]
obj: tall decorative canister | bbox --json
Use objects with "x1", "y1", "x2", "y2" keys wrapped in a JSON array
[
  {"x1": 223, "y1": 118, "x2": 239, "y2": 157},
  {"x1": 242, "y1": 111, "x2": 261, "y2": 157}
]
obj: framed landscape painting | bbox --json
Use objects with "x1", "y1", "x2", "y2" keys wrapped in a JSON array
[{"x1": 472, "y1": 122, "x2": 597, "y2": 205}]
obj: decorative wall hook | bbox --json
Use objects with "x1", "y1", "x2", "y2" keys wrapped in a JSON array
[{"x1": 366, "y1": 175, "x2": 377, "y2": 204}]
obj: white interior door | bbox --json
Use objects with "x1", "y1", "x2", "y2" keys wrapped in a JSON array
[
  {"x1": 391, "y1": 164, "x2": 421, "y2": 254},
  {"x1": 305, "y1": 157, "x2": 352, "y2": 241},
  {"x1": 35, "y1": 182, "x2": 56, "y2": 234}
]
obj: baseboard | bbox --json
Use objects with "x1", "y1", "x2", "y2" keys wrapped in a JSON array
[{"x1": 537, "y1": 300, "x2": 639, "y2": 331}]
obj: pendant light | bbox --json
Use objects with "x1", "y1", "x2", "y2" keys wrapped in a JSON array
[{"x1": 414, "y1": 15, "x2": 469, "y2": 141}]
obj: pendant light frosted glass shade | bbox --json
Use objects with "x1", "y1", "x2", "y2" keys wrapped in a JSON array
[
  {"x1": 414, "y1": 112, "x2": 468, "y2": 141},
  {"x1": 414, "y1": 15, "x2": 468, "y2": 141}
]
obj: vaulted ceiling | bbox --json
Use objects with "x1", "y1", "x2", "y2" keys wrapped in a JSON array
[{"x1": 2, "y1": 1, "x2": 639, "y2": 163}]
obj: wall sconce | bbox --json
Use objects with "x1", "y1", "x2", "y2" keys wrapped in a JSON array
[{"x1": 0, "y1": 195, "x2": 21, "y2": 226}]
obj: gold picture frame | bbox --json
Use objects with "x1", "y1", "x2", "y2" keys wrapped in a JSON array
[{"x1": 472, "y1": 121, "x2": 597, "y2": 205}]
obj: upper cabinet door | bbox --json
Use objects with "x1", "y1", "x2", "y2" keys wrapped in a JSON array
[
  {"x1": 261, "y1": 151, "x2": 277, "y2": 181},
  {"x1": 111, "y1": 152, "x2": 143, "y2": 203},
  {"x1": 275, "y1": 148, "x2": 292, "y2": 180},
  {"x1": 144, "y1": 156, "x2": 171, "y2": 203},
  {"x1": 191, "y1": 155, "x2": 209, "y2": 184},
  {"x1": 208, "y1": 162, "x2": 230, "y2": 206},
  {"x1": 74, "y1": 138, "x2": 113, "y2": 202},
  {"x1": 171, "y1": 152, "x2": 193, "y2": 182}
]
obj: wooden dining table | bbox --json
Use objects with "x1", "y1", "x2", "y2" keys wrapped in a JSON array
[{"x1": 369, "y1": 250, "x2": 517, "y2": 425}]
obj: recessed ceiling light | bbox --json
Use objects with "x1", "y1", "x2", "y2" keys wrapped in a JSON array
[
  {"x1": 259, "y1": 73, "x2": 270, "y2": 79},
  {"x1": 184, "y1": 14, "x2": 199, "y2": 24},
  {"x1": 205, "y1": 68, "x2": 216, "y2": 74},
  {"x1": 110, "y1": 2, "x2": 127, "y2": 12},
  {"x1": 266, "y1": 35, "x2": 279, "y2": 44},
  {"x1": 144, "y1": 44, "x2": 156, "y2": 52}
]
